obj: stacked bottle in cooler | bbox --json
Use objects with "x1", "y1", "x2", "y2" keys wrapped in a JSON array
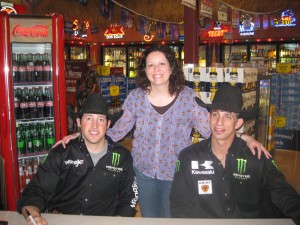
[
  {"x1": 13, "y1": 50, "x2": 54, "y2": 192},
  {"x1": 279, "y1": 43, "x2": 300, "y2": 73}
]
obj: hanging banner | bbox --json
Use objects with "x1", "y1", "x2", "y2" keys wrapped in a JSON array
[
  {"x1": 263, "y1": 15, "x2": 269, "y2": 30},
  {"x1": 254, "y1": 15, "x2": 261, "y2": 30},
  {"x1": 274, "y1": 9, "x2": 297, "y2": 27},
  {"x1": 100, "y1": 0, "x2": 114, "y2": 21},
  {"x1": 239, "y1": 14, "x2": 255, "y2": 36},
  {"x1": 199, "y1": 0, "x2": 213, "y2": 18},
  {"x1": 170, "y1": 24, "x2": 179, "y2": 40},
  {"x1": 140, "y1": 16, "x2": 151, "y2": 35},
  {"x1": 232, "y1": 10, "x2": 239, "y2": 28},
  {"x1": 156, "y1": 21, "x2": 166, "y2": 39},
  {"x1": 270, "y1": 14, "x2": 276, "y2": 27},
  {"x1": 120, "y1": 8, "x2": 134, "y2": 29},
  {"x1": 166, "y1": 23, "x2": 171, "y2": 38},
  {"x1": 199, "y1": 17, "x2": 210, "y2": 30},
  {"x1": 217, "y1": 1, "x2": 228, "y2": 23},
  {"x1": 182, "y1": 0, "x2": 196, "y2": 10}
]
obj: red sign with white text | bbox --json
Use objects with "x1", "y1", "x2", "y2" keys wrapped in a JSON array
[{"x1": 10, "y1": 17, "x2": 52, "y2": 42}]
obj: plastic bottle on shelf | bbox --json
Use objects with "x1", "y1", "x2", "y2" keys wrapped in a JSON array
[
  {"x1": 36, "y1": 87, "x2": 45, "y2": 118},
  {"x1": 24, "y1": 124, "x2": 33, "y2": 153},
  {"x1": 16, "y1": 124, "x2": 25, "y2": 155},
  {"x1": 14, "y1": 90, "x2": 21, "y2": 120},
  {"x1": 26, "y1": 53, "x2": 35, "y2": 82},
  {"x1": 12, "y1": 53, "x2": 20, "y2": 82},
  {"x1": 44, "y1": 87, "x2": 53, "y2": 117},
  {"x1": 32, "y1": 123, "x2": 41, "y2": 153},
  {"x1": 39, "y1": 123, "x2": 46, "y2": 151},
  {"x1": 34, "y1": 53, "x2": 43, "y2": 82},
  {"x1": 28, "y1": 88, "x2": 37, "y2": 119},
  {"x1": 20, "y1": 88, "x2": 29, "y2": 119},
  {"x1": 46, "y1": 122, "x2": 55, "y2": 150},
  {"x1": 18, "y1": 53, "x2": 27, "y2": 82},
  {"x1": 42, "y1": 53, "x2": 51, "y2": 81},
  {"x1": 18, "y1": 159, "x2": 26, "y2": 192}
]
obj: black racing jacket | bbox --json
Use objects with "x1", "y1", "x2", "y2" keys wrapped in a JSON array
[
  {"x1": 17, "y1": 136, "x2": 138, "y2": 217},
  {"x1": 170, "y1": 136, "x2": 300, "y2": 224}
]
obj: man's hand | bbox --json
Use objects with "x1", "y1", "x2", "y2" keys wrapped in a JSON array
[
  {"x1": 22, "y1": 206, "x2": 48, "y2": 225},
  {"x1": 52, "y1": 133, "x2": 80, "y2": 148}
]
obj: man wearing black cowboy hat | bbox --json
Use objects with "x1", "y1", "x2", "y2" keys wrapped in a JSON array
[
  {"x1": 18, "y1": 94, "x2": 138, "y2": 224},
  {"x1": 170, "y1": 84, "x2": 300, "y2": 223}
]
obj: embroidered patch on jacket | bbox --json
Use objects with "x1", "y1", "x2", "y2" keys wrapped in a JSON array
[{"x1": 198, "y1": 180, "x2": 212, "y2": 194}]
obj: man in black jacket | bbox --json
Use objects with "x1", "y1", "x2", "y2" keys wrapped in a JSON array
[
  {"x1": 18, "y1": 94, "x2": 138, "y2": 225},
  {"x1": 170, "y1": 84, "x2": 300, "y2": 224}
]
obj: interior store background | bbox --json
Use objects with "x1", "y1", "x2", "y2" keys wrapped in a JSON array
[{"x1": 0, "y1": 0, "x2": 299, "y2": 212}]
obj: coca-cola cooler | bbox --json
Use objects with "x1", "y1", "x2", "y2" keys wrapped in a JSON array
[{"x1": 0, "y1": 12, "x2": 67, "y2": 210}]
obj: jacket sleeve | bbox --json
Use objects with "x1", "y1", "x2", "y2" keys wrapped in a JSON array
[
  {"x1": 17, "y1": 146, "x2": 63, "y2": 213},
  {"x1": 170, "y1": 152, "x2": 195, "y2": 218},
  {"x1": 263, "y1": 158, "x2": 300, "y2": 224},
  {"x1": 115, "y1": 151, "x2": 138, "y2": 217}
]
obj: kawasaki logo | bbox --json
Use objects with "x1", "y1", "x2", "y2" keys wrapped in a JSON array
[
  {"x1": 237, "y1": 158, "x2": 247, "y2": 174},
  {"x1": 112, "y1": 153, "x2": 120, "y2": 166},
  {"x1": 175, "y1": 160, "x2": 180, "y2": 172}
]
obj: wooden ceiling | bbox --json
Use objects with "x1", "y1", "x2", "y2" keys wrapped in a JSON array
[{"x1": 23, "y1": 0, "x2": 300, "y2": 26}]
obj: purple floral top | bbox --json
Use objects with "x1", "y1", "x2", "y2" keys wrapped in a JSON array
[{"x1": 106, "y1": 86, "x2": 211, "y2": 180}]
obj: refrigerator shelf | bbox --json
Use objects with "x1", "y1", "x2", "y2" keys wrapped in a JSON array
[{"x1": 18, "y1": 151, "x2": 48, "y2": 160}]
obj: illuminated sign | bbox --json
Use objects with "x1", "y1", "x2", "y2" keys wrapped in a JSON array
[
  {"x1": 104, "y1": 24, "x2": 125, "y2": 39},
  {"x1": 208, "y1": 29, "x2": 228, "y2": 37},
  {"x1": 207, "y1": 21, "x2": 228, "y2": 38},
  {"x1": 274, "y1": 9, "x2": 296, "y2": 27},
  {"x1": 144, "y1": 34, "x2": 154, "y2": 42},
  {"x1": 12, "y1": 24, "x2": 49, "y2": 37},
  {"x1": 1, "y1": 5, "x2": 17, "y2": 14},
  {"x1": 239, "y1": 15, "x2": 254, "y2": 36},
  {"x1": 72, "y1": 19, "x2": 89, "y2": 38}
]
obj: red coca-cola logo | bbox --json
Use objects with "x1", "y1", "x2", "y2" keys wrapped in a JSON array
[{"x1": 12, "y1": 24, "x2": 49, "y2": 38}]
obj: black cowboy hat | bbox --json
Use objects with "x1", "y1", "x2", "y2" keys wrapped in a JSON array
[{"x1": 195, "y1": 83, "x2": 257, "y2": 120}]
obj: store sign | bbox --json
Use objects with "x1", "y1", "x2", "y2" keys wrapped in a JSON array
[
  {"x1": 12, "y1": 24, "x2": 48, "y2": 37},
  {"x1": 239, "y1": 14, "x2": 254, "y2": 36},
  {"x1": 144, "y1": 34, "x2": 154, "y2": 42},
  {"x1": 276, "y1": 63, "x2": 292, "y2": 74},
  {"x1": 104, "y1": 24, "x2": 125, "y2": 39},
  {"x1": 208, "y1": 22, "x2": 228, "y2": 38},
  {"x1": 10, "y1": 17, "x2": 52, "y2": 42},
  {"x1": 71, "y1": 19, "x2": 88, "y2": 38},
  {"x1": 274, "y1": 9, "x2": 296, "y2": 27}
]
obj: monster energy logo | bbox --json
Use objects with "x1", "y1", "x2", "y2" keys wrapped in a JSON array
[
  {"x1": 175, "y1": 160, "x2": 180, "y2": 172},
  {"x1": 112, "y1": 153, "x2": 120, "y2": 166},
  {"x1": 272, "y1": 160, "x2": 279, "y2": 171},
  {"x1": 237, "y1": 158, "x2": 247, "y2": 174}
]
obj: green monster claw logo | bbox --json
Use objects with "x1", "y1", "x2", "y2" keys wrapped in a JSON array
[
  {"x1": 175, "y1": 160, "x2": 180, "y2": 172},
  {"x1": 271, "y1": 160, "x2": 279, "y2": 171},
  {"x1": 112, "y1": 153, "x2": 120, "y2": 167},
  {"x1": 237, "y1": 158, "x2": 247, "y2": 174}
]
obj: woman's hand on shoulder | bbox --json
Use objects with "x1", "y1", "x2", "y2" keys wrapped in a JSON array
[
  {"x1": 53, "y1": 133, "x2": 80, "y2": 149},
  {"x1": 240, "y1": 133, "x2": 272, "y2": 159}
]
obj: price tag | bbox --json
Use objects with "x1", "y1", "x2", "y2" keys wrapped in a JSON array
[
  {"x1": 109, "y1": 85, "x2": 120, "y2": 97},
  {"x1": 276, "y1": 63, "x2": 291, "y2": 74},
  {"x1": 274, "y1": 116, "x2": 286, "y2": 128}
]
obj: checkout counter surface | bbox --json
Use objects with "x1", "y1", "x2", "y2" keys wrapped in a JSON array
[{"x1": 0, "y1": 211, "x2": 296, "y2": 225}]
